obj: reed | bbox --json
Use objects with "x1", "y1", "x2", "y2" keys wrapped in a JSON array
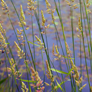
[{"x1": 0, "y1": 0, "x2": 92, "y2": 92}]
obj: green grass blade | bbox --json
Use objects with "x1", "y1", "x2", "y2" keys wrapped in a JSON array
[
  {"x1": 51, "y1": 68, "x2": 68, "y2": 74},
  {"x1": 18, "y1": 79, "x2": 36, "y2": 83},
  {"x1": 56, "y1": 80, "x2": 64, "y2": 92},
  {"x1": 28, "y1": 41, "x2": 41, "y2": 47},
  {"x1": 0, "y1": 77, "x2": 9, "y2": 85},
  {"x1": 55, "y1": 79, "x2": 70, "y2": 90}
]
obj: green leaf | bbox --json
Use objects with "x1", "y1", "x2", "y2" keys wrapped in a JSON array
[
  {"x1": 62, "y1": 55, "x2": 74, "y2": 59},
  {"x1": 28, "y1": 41, "x2": 41, "y2": 47},
  {"x1": 18, "y1": 79, "x2": 36, "y2": 83},
  {"x1": 55, "y1": 79, "x2": 70, "y2": 90},
  {"x1": 66, "y1": 68, "x2": 73, "y2": 77},
  {"x1": 0, "y1": 77, "x2": 9, "y2": 85},
  {"x1": 51, "y1": 68, "x2": 68, "y2": 74},
  {"x1": 56, "y1": 80, "x2": 64, "y2": 92},
  {"x1": 5, "y1": 43, "x2": 10, "y2": 44}
]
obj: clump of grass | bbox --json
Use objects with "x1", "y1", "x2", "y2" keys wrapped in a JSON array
[{"x1": 0, "y1": 0, "x2": 92, "y2": 92}]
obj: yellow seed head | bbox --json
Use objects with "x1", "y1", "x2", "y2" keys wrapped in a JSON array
[
  {"x1": 1, "y1": 0, "x2": 8, "y2": 13},
  {"x1": 52, "y1": 43, "x2": 54, "y2": 55},
  {"x1": 14, "y1": 41, "x2": 21, "y2": 51},
  {"x1": 27, "y1": 0, "x2": 37, "y2": 11},
  {"x1": 21, "y1": 82, "x2": 28, "y2": 92},
  {"x1": 45, "y1": 0, "x2": 51, "y2": 7},
  {"x1": 41, "y1": 10, "x2": 46, "y2": 26},
  {"x1": 73, "y1": 4, "x2": 78, "y2": 9},
  {"x1": 71, "y1": 0, "x2": 74, "y2": 2},
  {"x1": 79, "y1": 76, "x2": 82, "y2": 84},
  {"x1": 79, "y1": 84, "x2": 87, "y2": 91},
  {"x1": 78, "y1": 17, "x2": 82, "y2": 30},
  {"x1": 0, "y1": 32, "x2": 7, "y2": 48},
  {"x1": 0, "y1": 23, "x2": 6, "y2": 34},
  {"x1": 76, "y1": 27, "x2": 79, "y2": 32},
  {"x1": 14, "y1": 41, "x2": 25, "y2": 59},
  {"x1": 17, "y1": 29, "x2": 22, "y2": 35},
  {"x1": 35, "y1": 35, "x2": 41, "y2": 43},
  {"x1": 20, "y1": 5, "x2": 25, "y2": 20},
  {"x1": 1, "y1": 0, "x2": 5, "y2": 7},
  {"x1": 90, "y1": 86, "x2": 92, "y2": 91},
  {"x1": 66, "y1": 1, "x2": 71, "y2": 6},
  {"x1": 44, "y1": 82, "x2": 50, "y2": 86},
  {"x1": 70, "y1": 60, "x2": 74, "y2": 67},
  {"x1": 51, "y1": 11, "x2": 55, "y2": 23},
  {"x1": 75, "y1": 80, "x2": 80, "y2": 86},
  {"x1": 86, "y1": 0, "x2": 89, "y2": 4},
  {"x1": 55, "y1": 45, "x2": 59, "y2": 55},
  {"x1": 86, "y1": 3, "x2": 90, "y2": 8},
  {"x1": 46, "y1": 60, "x2": 52, "y2": 78}
]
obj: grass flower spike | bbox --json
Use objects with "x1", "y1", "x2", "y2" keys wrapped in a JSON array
[
  {"x1": 41, "y1": 10, "x2": 46, "y2": 26},
  {"x1": 21, "y1": 82, "x2": 28, "y2": 92},
  {"x1": 0, "y1": 32, "x2": 7, "y2": 48},
  {"x1": 79, "y1": 84, "x2": 87, "y2": 91},
  {"x1": 35, "y1": 35, "x2": 44, "y2": 49},
  {"x1": 0, "y1": 24, "x2": 6, "y2": 34},
  {"x1": 27, "y1": 0, "x2": 36, "y2": 11},
  {"x1": 1, "y1": 0, "x2": 9, "y2": 13},
  {"x1": 19, "y1": 5, "x2": 26, "y2": 27},
  {"x1": 20, "y1": 5, "x2": 25, "y2": 20},
  {"x1": 14, "y1": 41, "x2": 25, "y2": 59},
  {"x1": 46, "y1": 60, "x2": 54, "y2": 84},
  {"x1": 30, "y1": 67, "x2": 45, "y2": 92}
]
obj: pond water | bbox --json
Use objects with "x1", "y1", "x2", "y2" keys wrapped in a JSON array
[{"x1": 0, "y1": 0, "x2": 92, "y2": 92}]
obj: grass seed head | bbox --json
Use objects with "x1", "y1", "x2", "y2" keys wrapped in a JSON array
[{"x1": 79, "y1": 84, "x2": 87, "y2": 91}]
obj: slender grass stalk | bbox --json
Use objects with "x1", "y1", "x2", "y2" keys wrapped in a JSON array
[
  {"x1": 58, "y1": 0, "x2": 61, "y2": 15},
  {"x1": 23, "y1": 40, "x2": 31, "y2": 92},
  {"x1": 37, "y1": 24, "x2": 45, "y2": 92},
  {"x1": 80, "y1": 24, "x2": 90, "y2": 91},
  {"x1": 53, "y1": 0, "x2": 71, "y2": 70},
  {"x1": 40, "y1": 49, "x2": 46, "y2": 92},
  {"x1": 0, "y1": 27, "x2": 23, "y2": 90},
  {"x1": 70, "y1": 4, "x2": 77, "y2": 91},
  {"x1": 51, "y1": 12, "x2": 68, "y2": 70},
  {"x1": 8, "y1": 14, "x2": 31, "y2": 64},
  {"x1": 1, "y1": 0, "x2": 91, "y2": 91},
  {"x1": 4, "y1": 53, "x2": 10, "y2": 92},
  {"x1": 37, "y1": 0, "x2": 39, "y2": 17},
  {"x1": 83, "y1": 0, "x2": 92, "y2": 75},
  {"x1": 34, "y1": 10, "x2": 56, "y2": 91},
  {"x1": 70, "y1": 7, "x2": 75, "y2": 65},
  {"x1": 34, "y1": 11, "x2": 59, "y2": 86},
  {"x1": 83, "y1": 0, "x2": 92, "y2": 52},
  {"x1": 44, "y1": 27, "x2": 49, "y2": 54},
  {"x1": 10, "y1": 0, "x2": 36, "y2": 70},
  {"x1": 31, "y1": 11, "x2": 35, "y2": 61},
  {"x1": 25, "y1": 62, "x2": 32, "y2": 92},
  {"x1": 79, "y1": 0, "x2": 90, "y2": 90},
  {"x1": 51, "y1": 12, "x2": 66, "y2": 92},
  {"x1": 4, "y1": 48, "x2": 20, "y2": 92},
  {"x1": 34, "y1": 10, "x2": 50, "y2": 69},
  {"x1": 2, "y1": 33, "x2": 23, "y2": 86},
  {"x1": 82, "y1": 5, "x2": 92, "y2": 73},
  {"x1": 80, "y1": 38, "x2": 82, "y2": 91},
  {"x1": 54, "y1": 0, "x2": 75, "y2": 91},
  {"x1": 88, "y1": 13, "x2": 92, "y2": 73}
]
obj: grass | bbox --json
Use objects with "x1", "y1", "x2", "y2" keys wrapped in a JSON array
[{"x1": 0, "y1": 0, "x2": 92, "y2": 92}]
